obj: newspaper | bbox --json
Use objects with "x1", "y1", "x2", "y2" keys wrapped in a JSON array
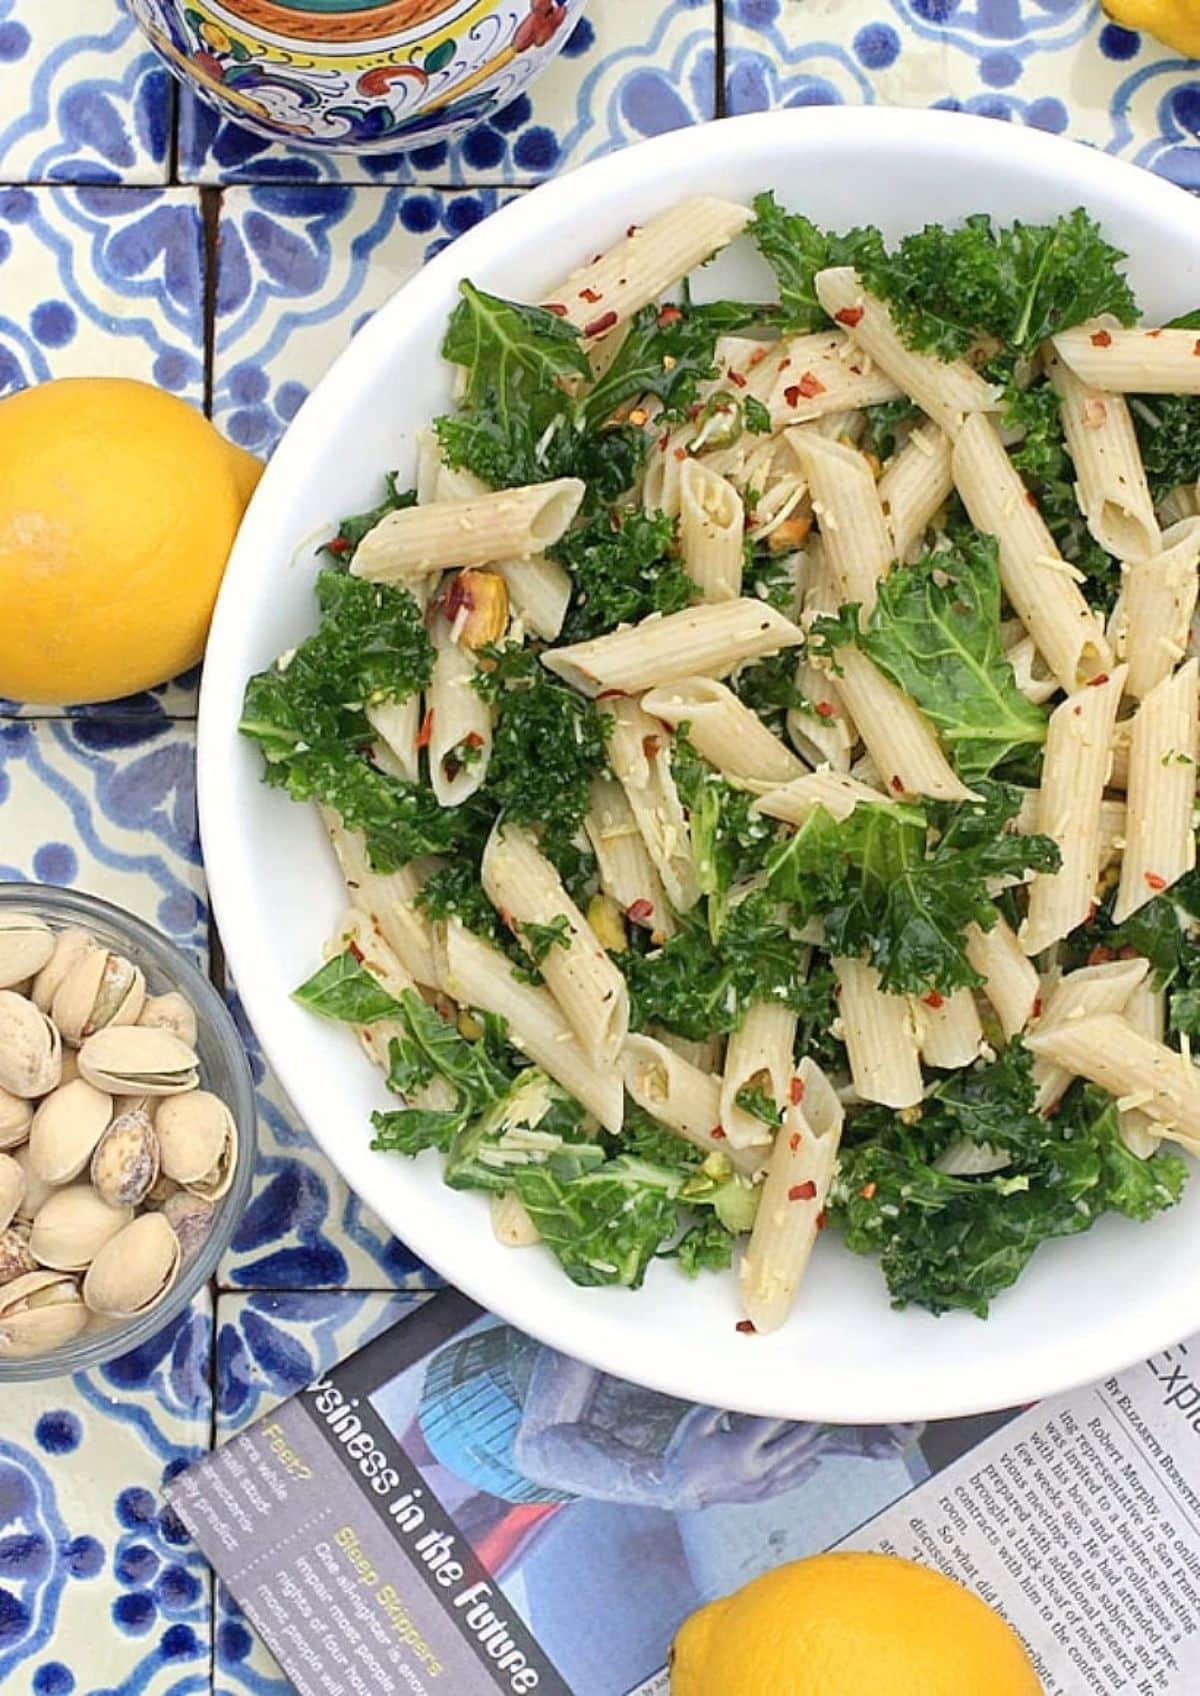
[{"x1": 167, "y1": 1290, "x2": 1200, "y2": 1695}]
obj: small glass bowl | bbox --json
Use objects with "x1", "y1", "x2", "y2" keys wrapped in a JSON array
[{"x1": 0, "y1": 883, "x2": 255, "y2": 1381}]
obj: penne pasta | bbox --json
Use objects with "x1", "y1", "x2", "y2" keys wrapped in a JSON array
[
  {"x1": 814, "y1": 267, "x2": 1001, "y2": 436},
  {"x1": 584, "y1": 776, "x2": 675, "y2": 940},
  {"x1": 436, "y1": 920, "x2": 623, "y2": 1134},
  {"x1": 754, "y1": 769, "x2": 890, "y2": 826},
  {"x1": 1029, "y1": 957, "x2": 1150, "y2": 1113},
  {"x1": 877, "y1": 422, "x2": 953, "y2": 561},
  {"x1": 787, "y1": 660, "x2": 854, "y2": 771},
  {"x1": 642, "y1": 677, "x2": 805, "y2": 786},
  {"x1": 1020, "y1": 668, "x2": 1127, "y2": 956},
  {"x1": 1113, "y1": 659, "x2": 1198, "y2": 922},
  {"x1": 481, "y1": 822, "x2": 630, "y2": 1068},
  {"x1": 489, "y1": 1189, "x2": 541, "y2": 1248},
  {"x1": 765, "y1": 330, "x2": 903, "y2": 428},
  {"x1": 833, "y1": 956, "x2": 924, "y2": 1108},
  {"x1": 621, "y1": 1036, "x2": 762, "y2": 1178},
  {"x1": 1046, "y1": 351, "x2": 1159, "y2": 562},
  {"x1": 827, "y1": 647, "x2": 976, "y2": 802},
  {"x1": 785, "y1": 429, "x2": 892, "y2": 617},
  {"x1": 912, "y1": 987, "x2": 984, "y2": 1070},
  {"x1": 1115, "y1": 516, "x2": 1200, "y2": 701},
  {"x1": 542, "y1": 599, "x2": 803, "y2": 697},
  {"x1": 322, "y1": 809, "x2": 440, "y2": 991},
  {"x1": 427, "y1": 618, "x2": 492, "y2": 807},
  {"x1": 600, "y1": 696, "x2": 700, "y2": 912},
  {"x1": 497, "y1": 556, "x2": 572, "y2": 641},
  {"x1": 1052, "y1": 322, "x2": 1200, "y2": 394},
  {"x1": 952, "y1": 412, "x2": 1112, "y2": 692},
  {"x1": 1026, "y1": 1013, "x2": 1200, "y2": 1152},
  {"x1": 351, "y1": 478, "x2": 584, "y2": 583},
  {"x1": 963, "y1": 916, "x2": 1040, "y2": 1040},
  {"x1": 540, "y1": 197, "x2": 753, "y2": 336},
  {"x1": 739, "y1": 1059, "x2": 844, "y2": 1333},
  {"x1": 678, "y1": 459, "x2": 745, "y2": 601},
  {"x1": 1118, "y1": 978, "x2": 1166, "y2": 1158},
  {"x1": 719, "y1": 1002, "x2": 798, "y2": 1149}
]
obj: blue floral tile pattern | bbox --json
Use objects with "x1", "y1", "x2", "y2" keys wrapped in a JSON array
[
  {"x1": 724, "y1": 0, "x2": 1200, "y2": 189},
  {"x1": 212, "y1": 184, "x2": 518, "y2": 456},
  {"x1": 212, "y1": 1291, "x2": 423, "y2": 1695},
  {"x1": 0, "y1": 1, "x2": 172, "y2": 186},
  {"x1": 177, "y1": 0, "x2": 716, "y2": 187},
  {"x1": 218, "y1": 984, "x2": 439, "y2": 1292},
  {"x1": 0, "y1": 718, "x2": 207, "y2": 959},
  {"x1": 0, "y1": 1295, "x2": 213, "y2": 1696}
]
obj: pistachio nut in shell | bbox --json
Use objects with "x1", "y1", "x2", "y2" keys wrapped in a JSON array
[
  {"x1": 76, "y1": 1027, "x2": 199, "y2": 1097},
  {"x1": 0, "y1": 912, "x2": 54, "y2": 991},
  {"x1": 0, "y1": 1269, "x2": 88, "y2": 1357},
  {"x1": 52, "y1": 949, "x2": 145, "y2": 1046},
  {"x1": 0, "y1": 990, "x2": 61, "y2": 1098},
  {"x1": 0, "y1": 1084, "x2": 33, "y2": 1150},
  {"x1": 91, "y1": 1110, "x2": 159, "y2": 1209},
  {"x1": 83, "y1": 1212, "x2": 180, "y2": 1318},
  {"x1": 31, "y1": 927, "x2": 98, "y2": 1013},
  {"x1": 0, "y1": 1223, "x2": 36, "y2": 1286},
  {"x1": 143, "y1": 1172, "x2": 179, "y2": 1208},
  {"x1": 29, "y1": 1184, "x2": 132, "y2": 1271},
  {"x1": 161, "y1": 1191, "x2": 215, "y2": 1263},
  {"x1": 12, "y1": 1144, "x2": 56, "y2": 1225},
  {"x1": 138, "y1": 991, "x2": 198, "y2": 1048},
  {"x1": 155, "y1": 1091, "x2": 237, "y2": 1199},
  {"x1": 0, "y1": 1151, "x2": 24, "y2": 1233},
  {"x1": 28, "y1": 1078, "x2": 113, "y2": 1185}
]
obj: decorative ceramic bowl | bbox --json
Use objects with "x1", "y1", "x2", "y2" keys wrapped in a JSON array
[
  {"x1": 0, "y1": 884, "x2": 256, "y2": 1382},
  {"x1": 199, "y1": 109, "x2": 1200, "y2": 1422},
  {"x1": 125, "y1": 0, "x2": 589, "y2": 152}
]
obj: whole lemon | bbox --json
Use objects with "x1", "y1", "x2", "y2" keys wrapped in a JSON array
[
  {"x1": 670, "y1": 1552, "x2": 1043, "y2": 1696},
  {"x1": 0, "y1": 378, "x2": 262, "y2": 704},
  {"x1": 1102, "y1": 0, "x2": 1200, "y2": 55}
]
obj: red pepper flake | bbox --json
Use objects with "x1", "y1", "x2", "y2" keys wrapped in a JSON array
[
  {"x1": 1090, "y1": 329, "x2": 1112, "y2": 348},
  {"x1": 627, "y1": 898, "x2": 654, "y2": 924},
  {"x1": 835, "y1": 305, "x2": 865, "y2": 328},
  {"x1": 348, "y1": 940, "x2": 365, "y2": 963},
  {"x1": 783, "y1": 385, "x2": 802, "y2": 409},
  {"x1": 416, "y1": 709, "x2": 434, "y2": 749},
  {"x1": 729, "y1": 370, "x2": 748, "y2": 389},
  {"x1": 816, "y1": 1209, "x2": 828, "y2": 1232},
  {"x1": 796, "y1": 372, "x2": 826, "y2": 399},
  {"x1": 1072, "y1": 705, "x2": 1083, "y2": 717},
  {"x1": 657, "y1": 429, "x2": 671, "y2": 453},
  {"x1": 1086, "y1": 944, "x2": 1114, "y2": 967},
  {"x1": 656, "y1": 303, "x2": 682, "y2": 327},
  {"x1": 1145, "y1": 871, "x2": 1167, "y2": 891},
  {"x1": 860, "y1": 1182, "x2": 877, "y2": 1201},
  {"x1": 789, "y1": 1132, "x2": 802, "y2": 1152},
  {"x1": 923, "y1": 991, "x2": 945, "y2": 1010},
  {"x1": 735, "y1": 1319, "x2": 757, "y2": 1334},
  {"x1": 789, "y1": 1076, "x2": 805, "y2": 1105},
  {"x1": 673, "y1": 447, "x2": 688, "y2": 461},
  {"x1": 1031, "y1": 996, "x2": 1043, "y2": 1020},
  {"x1": 1193, "y1": 339, "x2": 1200, "y2": 357},
  {"x1": 444, "y1": 573, "x2": 474, "y2": 621},
  {"x1": 788, "y1": 1181, "x2": 818, "y2": 1202},
  {"x1": 584, "y1": 309, "x2": 618, "y2": 338},
  {"x1": 748, "y1": 346, "x2": 767, "y2": 367},
  {"x1": 578, "y1": 286, "x2": 602, "y2": 304},
  {"x1": 779, "y1": 357, "x2": 792, "y2": 371},
  {"x1": 642, "y1": 735, "x2": 660, "y2": 760},
  {"x1": 1025, "y1": 490, "x2": 1038, "y2": 507},
  {"x1": 815, "y1": 700, "x2": 836, "y2": 719},
  {"x1": 890, "y1": 775, "x2": 905, "y2": 795},
  {"x1": 544, "y1": 302, "x2": 568, "y2": 318},
  {"x1": 1086, "y1": 672, "x2": 1109, "y2": 687},
  {"x1": 687, "y1": 402, "x2": 704, "y2": 420},
  {"x1": 326, "y1": 534, "x2": 351, "y2": 556},
  {"x1": 710, "y1": 1125, "x2": 727, "y2": 1141},
  {"x1": 463, "y1": 730, "x2": 485, "y2": 749},
  {"x1": 626, "y1": 224, "x2": 641, "y2": 238},
  {"x1": 1043, "y1": 1099, "x2": 1063, "y2": 1118},
  {"x1": 1148, "y1": 329, "x2": 1163, "y2": 339}
]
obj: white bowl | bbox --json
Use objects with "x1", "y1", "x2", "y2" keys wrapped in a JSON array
[{"x1": 199, "y1": 108, "x2": 1200, "y2": 1422}]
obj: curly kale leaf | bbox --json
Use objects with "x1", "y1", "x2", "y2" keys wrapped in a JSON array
[
  {"x1": 824, "y1": 532, "x2": 1048, "y2": 782},
  {"x1": 672, "y1": 734, "x2": 779, "y2": 936},
  {"x1": 324, "y1": 472, "x2": 417, "y2": 561},
  {"x1": 1131, "y1": 392, "x2": 1200, "y2": 506},
  {"x1": 581, "y1": 298, "x2": 780, "y2": 429},
  {"x1": 729, "y1": 650, "x2": 810, "y2": 728},
  {"x1": 553, "y1": 507, "x2": 694, "y2": 643},
  {"x1": 861, "y1": 209, "x2": 1138, "y2": 363},
  {"x1": 831, "y1": 1047, "x2": 1186, "y2": 1316},
  {"x1": 273, "y1": 749, "x2": 489, "y2": 871},
  {"x1": 749, "y1": 191, "x2": 885, "y2": 333}
]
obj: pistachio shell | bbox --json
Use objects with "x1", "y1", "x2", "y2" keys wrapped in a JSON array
[
  {"x1": 155, "y1": 1091, "x2": 237, "y2": 1199},
  {"x1": 29, "y1": 1184, "x2": 132, "y2": 1272},
  {"x1": 162, "y1": 1191, "x2": 215, "y2": 1263},
  {"x1": 0, "y1": 991, "x2": 61, "y2": 1098},
  {"x1": 52, "y1": 950, "x2": 146, "y2": 1046},
  {"x1": 0, "y1": 1084, "x2": 33, "y2": 1150},
  {"x1": 91, "y1": 1111, "x2": 159, "y2": 1209},
  {"x1": 0, "y1": 1224, "x2": 36, "y2": 1286},
  {"x1": 11, "y1": 1144, "x2": 57, "y2": 1225},
  {"x1": 31, "y1": 927, "x2": 99, "y2": 1013},
  {"x1": 0, "y1": 913, "x2": 54, "y2": 991},
  {"x1": 0, "y1": 1152, "x2": 24, "y2": 1233},
  {"x1": 76, "y1": 1027, "x2": 199, "y2": 1097},
  {"x1": 28, "y1": 1078, "x2": 114, "y2": 1185},
  {"x1": 82, "y1": 1212, "x2": 180, "y2": 1318},
  {"x1": 138, "y1": 991, "x2": 198, "y2": 1048},
  {"x1": 0, "y1": 1269, "x2": 88, "y2": 1356},
  {"x1": 113, "y1": 1091, "x2": 153, "y2": 1121}
]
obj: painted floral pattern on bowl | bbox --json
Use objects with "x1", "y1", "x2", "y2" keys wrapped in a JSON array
[{"x1": 125, "y1": 0, "x2": 589, "y2": 150}]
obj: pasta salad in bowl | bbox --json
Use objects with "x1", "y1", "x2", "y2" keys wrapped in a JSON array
[{"x1": 201, "y1": 109, "x2": 1200, "y2": 1420}]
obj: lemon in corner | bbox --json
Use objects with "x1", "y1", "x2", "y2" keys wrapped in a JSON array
[
  {"x1": 1102, "y1": 0, "x2": 1200, "y2": 56},
  {"x1": 0, "y1": 378, "x2": 262, "y2": 705},
  {"x1": 670, "y1": 1552, "x2": 1043, "y2": 1696}
]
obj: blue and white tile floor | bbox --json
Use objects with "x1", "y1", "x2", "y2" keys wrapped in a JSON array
[{"x1": 1, "y1": 0, "x2": 1199, "y2": 1688}]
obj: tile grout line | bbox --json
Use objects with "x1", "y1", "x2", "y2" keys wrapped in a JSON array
[{"x1": 714, "y1": 0, "x2": 727, "y2": 120}]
